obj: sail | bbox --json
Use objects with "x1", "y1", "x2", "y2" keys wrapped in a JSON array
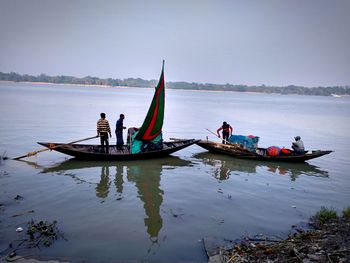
[{"x1": 135, "y1": 61, "x2": 165, "y2": 141}]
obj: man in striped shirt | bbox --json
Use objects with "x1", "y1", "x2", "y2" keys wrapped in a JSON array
[{"x1": 97, "y1": 113, "x2": 112, "y2": 153}]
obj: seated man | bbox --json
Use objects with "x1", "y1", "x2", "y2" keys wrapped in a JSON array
[{"x1": 292, "y1": 136, "x2": 305, "y2": 154}]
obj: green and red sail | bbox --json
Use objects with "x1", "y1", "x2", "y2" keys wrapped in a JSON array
[{"x1": 135, "y1": 61, "x2": 165, "y2": 141}]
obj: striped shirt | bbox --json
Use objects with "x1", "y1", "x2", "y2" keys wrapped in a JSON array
[{"x1": 97, "y1": 118, "x2": 111, "y2": 134}]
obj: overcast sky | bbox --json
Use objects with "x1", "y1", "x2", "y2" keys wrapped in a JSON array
[{"x1": 0, "y1": 0, "x2": 349, "y2": 87}]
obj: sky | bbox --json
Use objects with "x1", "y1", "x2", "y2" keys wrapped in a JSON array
[{"x1": 0, "y1": 0, "x2": 349, "y2": 87}]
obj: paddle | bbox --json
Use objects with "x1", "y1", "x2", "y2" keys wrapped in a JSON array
[{"x1": 13, "y1": 135, "x2": 99, "y2": 160}]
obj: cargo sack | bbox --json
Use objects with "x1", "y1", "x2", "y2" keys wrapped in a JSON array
[
  {"x1": 281, "y1": 147, "x2": 292, "y2": 155},
  {"x1": 267, "y1": 146, "x2": 281, "y2": 156}
]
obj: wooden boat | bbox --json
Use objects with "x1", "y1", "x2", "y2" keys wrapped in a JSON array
[
  {"x1": 196, "y1": 140, "x2": 332, "y2": 163},
  {"x1": 38, "y1": 139, "x2": 198, "y2": 161},
  {"x1": 32, "y1": 61, "x2": 198, "y2": 161}
]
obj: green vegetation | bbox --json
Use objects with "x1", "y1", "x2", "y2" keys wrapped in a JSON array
[
  {"x1": 312, "y1": 206, "x2": 338, "y2": 225},
  {"x1": 343, "y1": 207, "x2": 350, "y2": 219},
  {"x1": 1, "y1": 71, "x2": 349, "y2": 96}
]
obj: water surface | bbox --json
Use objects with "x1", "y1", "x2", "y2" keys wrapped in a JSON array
[{"x1": 0, "y1": 82, "x2": 349, "y2": 262}]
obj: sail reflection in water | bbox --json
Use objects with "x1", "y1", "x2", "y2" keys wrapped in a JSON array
[
  {"x1": 127, "y1": 164, "x2": 163, "y2": 241},
  {"x1": 42, "y1": 157, "x2": 191, "y2": 242},
  {"x1": 194, "y1": 152, "x2": 329, "y2": 181}
]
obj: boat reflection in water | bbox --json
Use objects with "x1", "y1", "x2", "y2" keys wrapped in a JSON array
[
  {"x1": 41, "y1": 157, "x2": 191, "y2": 243},
  {"x1": 193, "y1": 152, "x2": 329, "y2": 181}
]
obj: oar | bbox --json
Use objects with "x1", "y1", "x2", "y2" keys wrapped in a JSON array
[{"x1": 13, "y1": 135, "x2": 99, "y2": 160}]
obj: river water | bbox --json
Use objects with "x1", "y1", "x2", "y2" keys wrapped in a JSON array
[{"x1": 0, "y1": 82, "x2": 349, "y2": 262}]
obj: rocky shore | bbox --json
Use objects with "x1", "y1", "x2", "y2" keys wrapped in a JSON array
[{"x1": 206, "y1": 208, "x2": 350, "y2": 263}]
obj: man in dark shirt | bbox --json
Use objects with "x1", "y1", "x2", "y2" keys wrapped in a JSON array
[
  {"x1": 115, "y1": 114, "x2": 126, "y2": 150},
  {"x1": 217, "y1": 121, "x2": 233, "y2": 144}
]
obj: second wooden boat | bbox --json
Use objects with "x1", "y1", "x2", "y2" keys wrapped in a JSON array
[{"x1": 196, "y1": 140, "x2": 332, "y2": 163}]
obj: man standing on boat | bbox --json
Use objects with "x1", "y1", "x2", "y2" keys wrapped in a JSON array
[
  {"x1": 115, "y1": 114, "x2": 126, "y2": 150},
  {"x1": 291, "y1": 136, "x2": 305, "y2": 154},
  {"x1": 97, "y1": 113, "x2": 112, "y2": 153},
  {"x1": 217, "y1": 121, "x2": 233, "y2": 144}
]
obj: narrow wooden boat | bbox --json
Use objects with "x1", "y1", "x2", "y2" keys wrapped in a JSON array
[
  {"x1": 196, "y1": 140, "x2": 332, "y2": 163},
  {"x1": 38, "y1": 139, "x2": 198, "y2": 161},
  {"x1": 29, "y1": 61, "x2": 198, "y2": 161}
]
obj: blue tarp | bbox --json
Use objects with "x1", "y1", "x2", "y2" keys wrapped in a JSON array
[{"x1": 228, "y1": 135, "x2": 259, "y2": 152}]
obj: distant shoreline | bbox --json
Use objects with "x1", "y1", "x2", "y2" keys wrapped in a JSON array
[
  {"x1": 0, "y1": 80, "x2": 127, "y2": 89},
  {"x1": 1, "y1": 80, "x2": 350, "y2": 97},
  {"x1": 1, "y1": 71, "x2": 350, "y2": 96},
  {"x1": 0, "y1": 80, "x2": 277, "y2": 97}
]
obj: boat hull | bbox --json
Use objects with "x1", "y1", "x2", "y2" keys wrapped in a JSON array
[
  {"x1": 196, "y1": 140, "x2": 332, "y2": 163},
  {"x1": 38, "y1": 139, "x2": 198, "y2": 160}
]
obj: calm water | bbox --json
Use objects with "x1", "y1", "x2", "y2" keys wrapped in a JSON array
[{"x1": 0, "y1": 82, "x2": 350, "y2": 262}]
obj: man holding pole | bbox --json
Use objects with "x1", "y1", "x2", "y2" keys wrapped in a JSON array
[
  {"x1": 97, "y1": 113, "x2": 112, "y2": 153},
  {"x1": 217, "y1": 121, "x2": 233, "y2": 144}
]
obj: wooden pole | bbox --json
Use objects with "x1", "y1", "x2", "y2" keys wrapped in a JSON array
[
  {"x1": 205, "y1": 128, "x2": 231, "y2": 144},
  {"x1": 13, "y1": 135, "x2": 99, "y2": 160},
  {"x1": 205, "y1": 128, "x2": 250, "y2": 152}
]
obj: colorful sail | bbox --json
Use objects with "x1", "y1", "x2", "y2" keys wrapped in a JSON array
[{"x1": 135, "y1": 61, "x2": 165, "y2": 141}]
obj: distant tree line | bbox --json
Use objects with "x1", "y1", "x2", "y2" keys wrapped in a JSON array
[{"x1": 1, "y1": 71, "x2": 349, "y2": 96}]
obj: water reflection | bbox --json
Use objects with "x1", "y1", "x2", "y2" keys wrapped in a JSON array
[
  {"x1": 41, "y1": 157, "x2": 191, "y2": 242},
  {"x1": 96, "y1": 166, "x2": 111, "y2": 199},
  {"x1": 193, "y1": 152, "x2": 329, "y2": 181},
  {"x1": 127, "y1": 164, "x2": 164, "y2": 242},
  {"x1": 115, "y1": 165, "x2": 124, "y2": 195}
]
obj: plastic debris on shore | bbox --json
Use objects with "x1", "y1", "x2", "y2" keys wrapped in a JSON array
[
  {"x1": 5, "y1": 219, "x2": 66, "y2": 260},
  {"x1": 15, "y1": 227, "x2": 23, "y2": 232}
]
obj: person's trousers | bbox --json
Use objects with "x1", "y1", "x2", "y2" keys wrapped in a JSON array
[
  {"x1": 222, "y1": 132, "x2": 229, "y2": 144},
  {"x1": 100, "y1": 133, "x2": 109, "y2": 153}
]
